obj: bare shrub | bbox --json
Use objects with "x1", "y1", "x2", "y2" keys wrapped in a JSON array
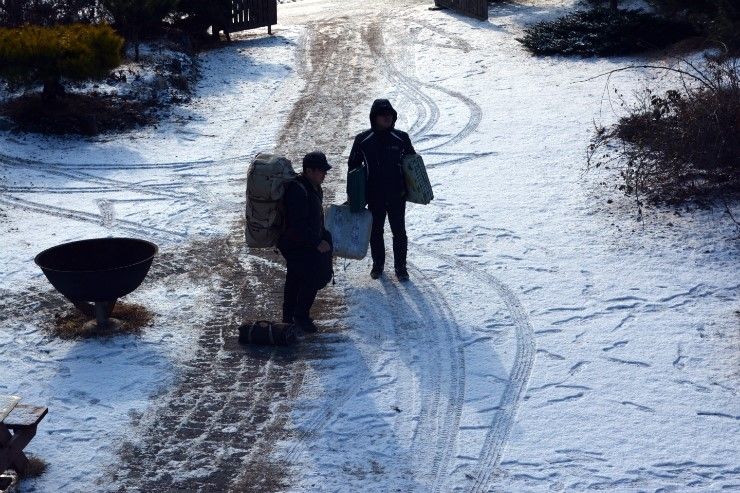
[{"x1": 589, "y1": 56, "x2": 740, "y2": 205}]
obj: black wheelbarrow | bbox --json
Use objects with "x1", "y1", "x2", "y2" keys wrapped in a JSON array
[{"x1": 35, "y1": 238, "x2": 158, "y2": 331}]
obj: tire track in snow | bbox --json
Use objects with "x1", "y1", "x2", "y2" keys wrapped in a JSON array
[
  {"x1": 404, "y1": 262, "x2": 466, "y2": 492},
  {"x1": 274, "y1": 14, "x2": 389, "y2": 469},
  {"x1": 363, "y1": 21, "x2": 483, "y2": 163},
  {"x1": 417, "y1": 247, "x2": 536, "y2": 493},
  {"x1": 418, "y1": 82, "x2": 482, "y2": 152},
  {"x1": 0, "y1": 150, "x2": 224, "y2": 170},
  {"x1": 0, "y1": 184, "x2": 188, "y2": 194},
  {"x1": 0, "y1": 159, "x2": 208, "y2": 204},
  {"x1": 324, "y1": 261, "x2": 463, "y2": 491},
  {"x1": 278, "y1": 262, "x2": 465, "y2": 490},
  {"x1": 409, "y1": 18, "x2": 473, "y2": 53},
  {"x1": 0, "y1": 153, "x2": 264, "y2": 171},
  {"x1": 364, "y1": 23, "x2": 441, "y2": 142},
  {"x1": 0, "y1": 194, "x2": 185, "y2": 241}
]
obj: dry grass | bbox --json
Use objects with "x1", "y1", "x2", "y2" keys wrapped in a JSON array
[
  {"x1": 0, "y1": 92, "x2": 154, "y2": 135},
  {"x1": 20, "y1": 456, "x2": 48, "y2": 479},
  {"x1": 52, "y1": 302, "x2": 154, "y2": 339}
]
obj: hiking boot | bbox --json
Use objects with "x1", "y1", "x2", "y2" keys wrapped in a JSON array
[
  {"x1": 370, "y1": 265, "x2": 383, "y2": 280},
  {"x1": 395, "y1": 267, "x2": 409, "y2": 282},
  {"x1": 293, "y1": 316, "x2": 318, "y2": 333}
]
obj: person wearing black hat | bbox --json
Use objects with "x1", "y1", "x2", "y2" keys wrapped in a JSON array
[
  {"x1": 348, "y1": 99, "x2": 416, "y2": 281},
  {"x1": 277, "y1": 151, "x2": 333, "y2": 332}
]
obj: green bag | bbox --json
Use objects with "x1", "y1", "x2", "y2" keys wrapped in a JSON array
[{"x1": 346, "y1": 165, "x2": 367, "y2": 213}]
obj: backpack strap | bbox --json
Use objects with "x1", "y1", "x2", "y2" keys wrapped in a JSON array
[{"x1": 293, "y1": 180, "x2": 308, "y2": 197}]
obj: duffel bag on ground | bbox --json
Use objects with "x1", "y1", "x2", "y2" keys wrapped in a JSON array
[
  {"x1": 245, "y1": 153, "x2": 297, "y2": 248},
  {"x1": 402, "y1": 153, "x2": 434, "y2": 205},
  {"x1": 238, "y1": 320, "x2": 297, "y2": 346},
  {"x1": 324, "y1": 204, "x2": 372, "y2": 260}
]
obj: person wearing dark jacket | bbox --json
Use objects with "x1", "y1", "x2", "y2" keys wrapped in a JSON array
[
  {"x1": 277, "y1": 151, "x2": 333, "y2": 333},
  {"x1": 348, "y1": 99, "x2": 416, "y2": 281}
]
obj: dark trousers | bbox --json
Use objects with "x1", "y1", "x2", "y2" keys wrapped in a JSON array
[
  {"x1": 282, "y1": 256, "x2": 319, "y2": 323},
  {"x1": 370, "y1": 200, "x2": 407, "y2": 271}
]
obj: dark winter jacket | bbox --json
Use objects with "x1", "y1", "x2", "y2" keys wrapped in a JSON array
[
  {"x1": 278, "y1": 175, "x2": 330, "y2": 256},
  {"x1": 348, "y1": 99, "x2": 416, "y2": 208}
]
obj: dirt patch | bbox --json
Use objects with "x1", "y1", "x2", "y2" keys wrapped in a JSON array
[
  {"x1": 0, "y1": 92, "x2": 155, "y2": 136},
  {"x1": 113, "y1": 16, "x2": 374, "y2": 490},
  {"x1": 51, "y1": 302, "x2": 155, "y2": 339},
  {"x1": 111, "y1": 232, "x2": 301, "y2": 492},
  {"x1": 277, "y1": 15, "x2": 378, "y2": 183}
]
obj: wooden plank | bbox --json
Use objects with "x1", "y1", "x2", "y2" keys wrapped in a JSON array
[
  {"x1": 3, "y1": 404, "x2": 47, "y2": 430},
  {"x1": 0, "y1": 396, "x2": 20, "y2": 422}
]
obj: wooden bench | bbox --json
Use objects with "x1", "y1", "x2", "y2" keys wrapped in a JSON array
[{"x1": 0, "y1": 395, "x2": 48, "y2": 477}]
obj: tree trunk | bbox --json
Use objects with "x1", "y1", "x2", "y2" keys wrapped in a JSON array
[
  {"x1": 132, "y1": 27, "x2": 140, "y2": 62},
  {"x1": 610, "y1": 0, "x2": 618, "y2": 12},
  {"x1": 5, "y1": 0, "x2": 23, "y2": 27},
  {"x1": 42, "y1": 77, "x2": 64, "y2": 102}
]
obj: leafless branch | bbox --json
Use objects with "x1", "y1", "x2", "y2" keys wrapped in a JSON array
[{"x1": 574, "y1": 65, "x2": 711, "y2": 88}]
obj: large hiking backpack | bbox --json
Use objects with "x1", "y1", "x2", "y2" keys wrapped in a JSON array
[
  {"x1": 402, "y1": 153, "x2": 434, "y2": 205},
  {"x1": 245, "y1": 153, "x2": 297, "y2": 248}
]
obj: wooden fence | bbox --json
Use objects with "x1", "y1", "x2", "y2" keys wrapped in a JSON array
[
  {"x1": 230, "y1": 0, "x2": 277, "y2": 33},
  {"x1": 434, "y1": 0, "x2": 488, "y2": 21}
]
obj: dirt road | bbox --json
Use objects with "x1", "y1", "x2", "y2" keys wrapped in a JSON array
[{"x1": 111, "y1": 6, "x2": 394, "y2": 492}]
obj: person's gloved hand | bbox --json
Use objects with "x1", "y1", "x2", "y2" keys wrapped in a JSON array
[{"x1": 317, "y1": 240, "x2": 331, "y2": 253}]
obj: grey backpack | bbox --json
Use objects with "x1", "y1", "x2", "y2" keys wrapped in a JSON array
[{"x1": 245, "y1": 153, "x2": 297, "y2": 248}]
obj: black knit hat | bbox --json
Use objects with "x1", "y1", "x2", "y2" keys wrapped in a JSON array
[{"x1": 302, "y1": 151, "x2": 331, "y2": 171}]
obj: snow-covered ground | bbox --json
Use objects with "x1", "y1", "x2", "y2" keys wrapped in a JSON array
[
  {"x1": 1, "y1": 0, "x2": 738, "y2": 491},
  {"x1": 1, "y1": 25, "x2": 306, "y2": 491}
]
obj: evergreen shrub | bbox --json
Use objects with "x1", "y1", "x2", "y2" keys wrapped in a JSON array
[
  {"x1": 0, "y1": 23, "x2": 123, "y2": 99},
  {"x1": 101, "y1": 0, "x2": 179, "y2": 60},
  {"x1": 647, "y1": 0, "x2": 739, "y2": 49},
  {"x1": 519, "y1": 7, "x2": 695, "y2": 56}
]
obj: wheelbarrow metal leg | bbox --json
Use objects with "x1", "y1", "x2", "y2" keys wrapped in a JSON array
[{"x1": 95, "y1": 302, "x2": 108, "y2": 330}]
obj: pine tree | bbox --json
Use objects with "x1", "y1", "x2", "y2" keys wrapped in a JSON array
[
  {"x1": 101, "y1": 0, "x2": 178, "y2": 60},
  {"x1": 0, "y1": 23, "x2": 124, "y2": 100}
]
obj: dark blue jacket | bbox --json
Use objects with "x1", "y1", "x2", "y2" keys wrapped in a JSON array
[
  {"x1": 278, "y1": 175, "x2": 330, "y2": 256},
  {"x1": 348, "y1": 100, "x2": 416, "y2": 208}
]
